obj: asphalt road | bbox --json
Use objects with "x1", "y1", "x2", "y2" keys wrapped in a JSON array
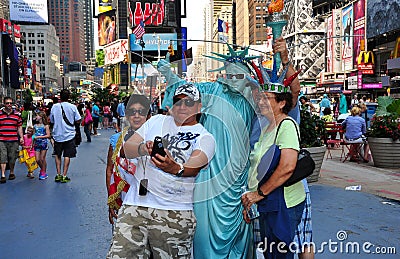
[{"x1": 0, "y1": 129, "x2": 399, "y2": 258}]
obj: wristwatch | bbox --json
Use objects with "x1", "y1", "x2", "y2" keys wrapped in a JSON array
[
  {"x1": 175, "y1": 163, "x2": 184, "y2": 177},
  {"x1": 257, "y1": 188, "x2": 267, "y2": 198},
  {"x1": 282, "y1": 60, "x2": 291, "y2": 67}
]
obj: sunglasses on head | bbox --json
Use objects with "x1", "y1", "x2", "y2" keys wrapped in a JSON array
[
  {"x1": 126, "y1": 108, "x2": 148, "y2": 116},
  {"x1": 173, "y1": 97, "x2": 196, "y2": 107}
]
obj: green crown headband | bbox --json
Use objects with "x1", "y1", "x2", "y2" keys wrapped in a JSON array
[{"x1": 260, "y1": 82, "x2": 291, "y2": 93}]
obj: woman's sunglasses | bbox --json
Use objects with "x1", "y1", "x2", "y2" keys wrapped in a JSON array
[
  {"x1": 126, "y1": 109, "x2": 148, "y2": 116},
  {"x1": 173, "y1": 97, "x2": 196, "y2": 107}
]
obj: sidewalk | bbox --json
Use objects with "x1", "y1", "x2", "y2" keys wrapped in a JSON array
[{"x1": 316, "y1": 148, "x2": 400, "y2": 201}]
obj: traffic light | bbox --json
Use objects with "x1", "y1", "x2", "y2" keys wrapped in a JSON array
[
  {"x1": 123, "y1": 53, "x2": 129, "y2": 63},
  {"x1": 80, "y1": 79, "x2": 84, "y2": 85},
  {"x1": 168, "y1": 44, "x2": 175, "y2": 56}
]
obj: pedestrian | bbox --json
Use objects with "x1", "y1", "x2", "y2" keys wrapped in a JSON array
[
  {"x1": 339, "y1": 93, "x2": 348, "y2": 114},
  {"x1": 299, "y1": 96, "x2": 315, "y2": 113},
  {"x1": 21, "y1": 102, "x2": 33, "y2": 133},
  {"x1": 22, "y1": 126, "x2": 36, "y2": 179},
  {"x1": 92, "y1": 100, "x2": 101, "y2": 136},
  {"x1": 107, "y1": 84, "x2": 216, "y2": 258},
  {"x1": 33, "y1": 111, "x2": 51, "y2": 180},
  {"x1": 50, "y1": 89, "x2": 81, "y2": 183},
  {"x1": 319, "y1": 94, "x2": 331, "y2": 117},
  {"x1": 0, "y1": 97, "x2": 24, "y2": 183},
  {"x1": 116, "y1": 98, "x2": 126, "y2": 130},
  {"x1": 103, "y1": 102, "x2": 111, "y2": 129},
  {"x1": 83, "y1": 103, "x2": 93, "y2": 142},
  {"x1": 106, "y1": 94, "x2": 151, "y2": 225},
  {"x1": 242, "y1": 88, "x2": 305, "y2": 259},
  {"x1": 350, "y1": 94, "x2": 359, "y2": 108},
  {"x1": 110, "y1": 99, "x2": 120, "y2": 132}
]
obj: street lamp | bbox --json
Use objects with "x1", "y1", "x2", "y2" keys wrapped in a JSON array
[{"x1": 5, "y1": 57, "x2": 11, "y2": 97}]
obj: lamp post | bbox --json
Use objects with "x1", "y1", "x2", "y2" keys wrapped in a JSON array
[{"x1": 5, "y1": 57, "x2": 11, "y2": 97}]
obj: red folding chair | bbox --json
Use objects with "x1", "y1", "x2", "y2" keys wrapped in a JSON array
[{"x1": 324, "y1": 122, "x2": 345, "y2": 159}]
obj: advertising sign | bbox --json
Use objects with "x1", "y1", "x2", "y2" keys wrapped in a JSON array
[
  {"x1": 353, "y1": 0, "x2": 366, "y2": 67},
  {"x1": 341, "y1": 4, "x2": 353, "y2": 71},
  {"x1": 98, "y1": 10, "x2": 117, "y2": 46},
  {"x1": 326, "y1": 16, "x2": 334, "y2": 73},
  {"x1": 130, "y1": 33, "x2": 177, "y2": 51},
  {"x1": 332, "y1": 9, "x2": 342, "y2": 72},
  {"x1": 0, "y1": 18, "x2": 12, "y2": 33},
  {"x1": 9, "y1": 0, "x2": 48, "y2": 23},
  {"x1": 104, "y1": 39, "x2": 129, "y2": 65},
  {"x1": 362, "y1": 83, "x2": 382, "y2": 89},
  {"x1": 348, "y1": 75, "x2": 358, "y2": 90},
  {"x1": 129, "y1": 0, "x2": 165, "y2": 27},
  {"x1": 357, "y1": 51, "x2": 374, "y2": 74}
]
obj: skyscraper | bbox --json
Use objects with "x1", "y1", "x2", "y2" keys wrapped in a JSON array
[
  {"x1": 48, "y1": 0, "x2": 85, "y2": 67},
  {"x1": 83, "y1": 0, "x2": 95, "y2": 62}
]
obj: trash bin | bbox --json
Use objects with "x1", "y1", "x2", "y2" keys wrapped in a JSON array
[{"x1": 365, "y1": 102, "x2": 378, "y2": 128}]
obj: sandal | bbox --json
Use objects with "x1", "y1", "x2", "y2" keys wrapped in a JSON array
[{"x1": 8, "y1": 174, "x2": 16, "y2": 180}]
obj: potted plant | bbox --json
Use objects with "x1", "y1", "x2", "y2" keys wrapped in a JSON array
[
  {"x1": 368, "y1": 96, "x2": 400, "y2": 168},
  {"x1": 299, "y1": 108, "x2": 327, "y2": 182}
]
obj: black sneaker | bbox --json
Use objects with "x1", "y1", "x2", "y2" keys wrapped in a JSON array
[
  {"x1": 61, "y1": 176, "x2": 71, "y2": 183},
  {"x1": 0, "y1": 176, "x2": 6, "y2": 184}
]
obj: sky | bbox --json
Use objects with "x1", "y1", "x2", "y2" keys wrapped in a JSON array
[{"x1": 181, "y1": 0, "x2": 209, "y2": 52}]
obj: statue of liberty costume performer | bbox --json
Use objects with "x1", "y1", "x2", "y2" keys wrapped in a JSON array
[{"x1": 158, "y1": 46, "x2": 260, "y2": 258}]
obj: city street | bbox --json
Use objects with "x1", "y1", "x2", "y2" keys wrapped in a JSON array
[{"x1": 0, "y1": 129, "x2": 399, "y2": 258}]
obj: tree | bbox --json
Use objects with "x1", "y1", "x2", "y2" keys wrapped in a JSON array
[
  {"x1": 23, "y1": 89, "x2": 33, "y2": 104},
  {"x1": 96, "y1": 50, "x2": 105, "y2": 67},
  {"x1": 92, "y1": 88, "x2": 113, "y2": 105}
]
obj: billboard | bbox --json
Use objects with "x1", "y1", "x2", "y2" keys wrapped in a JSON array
[
  {"x1": 367, "y1": 0, "x2": 400, "y2": 38},
  {"x1": 326, "y1": 15, "x2": 333, "y2": 72},
  {"x1": 332, "y1": 9, "x2": 342, "y2": 72},
  {"x1": 341, "y1": 4, "x2": 353, "y2": 71},
  {"x1": 94, "y1": 0, "x2": 114, "y2": 16},
  {"x1": 353, "y1": 0, "x2": 365, "y2": 68},
  {"x1": 129, "y1": 33, "x2": 177, "y2": 51},
  {"x1": 104, "y1": 39, "x2": 129, "y2": 65},
  {"x1": 129, "y1": 0, "x2": 165, "y2": 27},
  {"x1": 9, "y1": 0, "x2": 48, "y2": 23},
  {"x1": 98, "y1": 10, "x2": 117, "y2": 46}
]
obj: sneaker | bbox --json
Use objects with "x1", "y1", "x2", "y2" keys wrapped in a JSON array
[
  {"x1": 61, "y1": 176, "x2": 71, "y2": 183},
  {"x1": 55, "y1": 174, "x2": 62, "y2": 182},
  {"x1": 0, "y1": 176, "x2": 6, "y2": 184},
  {"x1": 39, "y1": 173, "x2": 48, "y2": 180}
]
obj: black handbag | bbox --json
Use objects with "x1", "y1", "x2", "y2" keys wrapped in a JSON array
[
  {"x1": 275, "y1": 118, "x2": 315, "y2": 187},
  {"x1": 60, "y1": 104, "x2": 81, "y2": 146}
]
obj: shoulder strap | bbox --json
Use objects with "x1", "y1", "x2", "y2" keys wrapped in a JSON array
[
  {"x1": 274, "y1": 118, "x2": 301, "y2": 149},
  {"x1": 60, "y1": 104, "x2": 74, "y2": 127}
]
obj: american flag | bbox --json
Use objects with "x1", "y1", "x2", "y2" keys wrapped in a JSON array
[{"x1": 132, "y1": 20, "x2": 145, "y2": 39}]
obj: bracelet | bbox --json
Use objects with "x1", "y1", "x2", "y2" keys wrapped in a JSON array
[
  {"x1": 282, "y1": 60, "x2": 291, "y2": 67},
  {"x1": 175, "y1": 163, "x2": 184, "y2": 177},
  {"x1": 138, "y1": 142, "x2": 146, "y2": 156}
]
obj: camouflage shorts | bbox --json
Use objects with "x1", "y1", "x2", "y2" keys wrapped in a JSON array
[{"x1": 107, "y1": 205, "x2": 196, "y2": 259}]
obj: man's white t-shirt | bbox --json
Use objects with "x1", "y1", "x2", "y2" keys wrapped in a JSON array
[
  {"x1": 123, "y1": 115, "x2": 216, "y2": 211},
  {"x1": 50, "y1": 102, "x2": 81, "y2": 142}
]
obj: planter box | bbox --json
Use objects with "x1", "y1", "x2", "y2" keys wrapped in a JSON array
[
  {"x1": 368, "y1": 137, "x2": 400, "y2": 168},
  {"x1": 306, "y1": 146, "x2": 326, "y2": 183}
]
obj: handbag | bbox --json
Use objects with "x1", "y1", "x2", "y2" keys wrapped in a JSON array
[
  {"x1": 84, "y1": 109, "x2": 93, "y2": 125},
  {"x1": 60, "y1": 104, "x2": 81, "y2": 146},
  {"x1": 278, "y1": 118, "x2": 315, "y2": 187}
]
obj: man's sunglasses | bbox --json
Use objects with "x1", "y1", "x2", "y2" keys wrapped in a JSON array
[
  {"x1": 5, "y1": 102, "x2": 13, "y2": 105},
  {"x1": 126, "y1": 109, "x2": 148, "y2": 116},
  {"x1": 173, "y1": 97, "x2": 196, "y2": 107}
]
